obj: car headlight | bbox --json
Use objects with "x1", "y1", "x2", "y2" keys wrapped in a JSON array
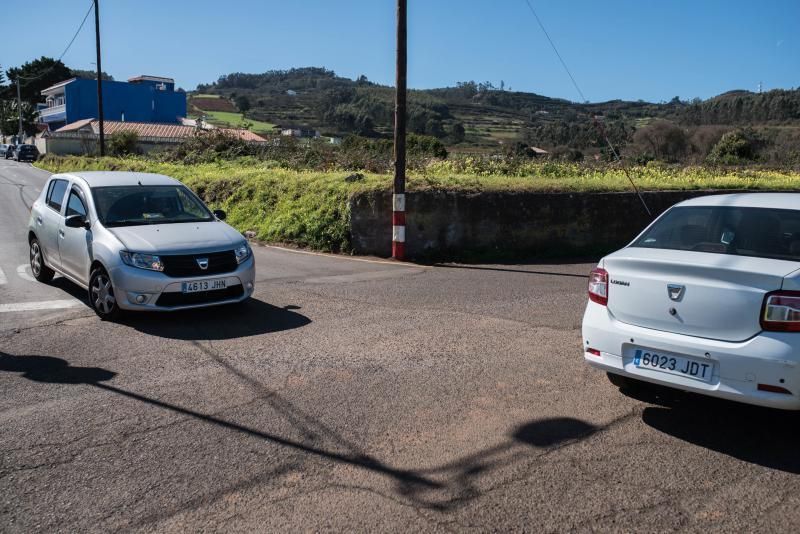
[
  {"x1": 120, "y1": 251, "x2": 164, "y2": 272},
  {"x1": 234, "y1": 242, "x2": 251, "y2": 264}
]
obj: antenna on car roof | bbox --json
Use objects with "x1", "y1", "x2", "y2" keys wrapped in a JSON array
[{"x1": 522, "y1": 0, "x2": 652, "y2": 218}]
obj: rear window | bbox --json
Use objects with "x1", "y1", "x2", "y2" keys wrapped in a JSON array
[{"x1": 632, "y1": 206, "x2": 800, "y2": 262}]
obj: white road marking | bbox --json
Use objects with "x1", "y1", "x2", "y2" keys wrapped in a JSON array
[
  {"x1": 0, "y1": 267, "x2": 6, "y2": 285},
  {"x1": 0, "y1": 299, "x2": 83, "y2": 313},
  {"x1": 16, "y1": 264, "x2": 36, "y2": 282}
]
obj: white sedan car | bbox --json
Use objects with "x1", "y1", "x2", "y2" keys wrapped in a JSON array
[{"x1": 582, "y1": 193, "x2": 800, "y2": 410}]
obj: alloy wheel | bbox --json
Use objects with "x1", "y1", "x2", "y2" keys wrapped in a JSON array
[
  {"x1": 30, "y1": 242, "x2": 42, "y2": 277},
  {"x1": 91, "y1": 272, "x2": 116, "y2": 315}
]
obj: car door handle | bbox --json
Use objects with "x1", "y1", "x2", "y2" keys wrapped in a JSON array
[
  {"x1": 58, "y1": 229, "x2": 65, "y2": 238},
  {"x1": 36, "y1": 216, "x2": 42, "y2": 225}
]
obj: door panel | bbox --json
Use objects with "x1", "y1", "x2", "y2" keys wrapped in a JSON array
[
  {"x1": 39, "y1": 179, "x2": 69, "y2": 269},
  {"x1": 58, "y1": 189, "x2": 92, "y2": 285}
]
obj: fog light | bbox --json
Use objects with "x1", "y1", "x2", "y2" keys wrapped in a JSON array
[
  {"x1": 246, "y1": 282, "x2": 253, "y2": 289},
  {"x1": 135, "y1": 294, "x2": 146, "y2": 304}
]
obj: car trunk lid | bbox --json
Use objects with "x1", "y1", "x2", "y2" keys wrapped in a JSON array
[{"x1": 604, "y1": 247, "x2": 799, "y2": 342}]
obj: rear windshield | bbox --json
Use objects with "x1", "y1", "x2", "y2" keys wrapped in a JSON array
[
  {"x1": 632, "y1": 206, "x2": 800, "y2": 262},
  {"x1": 20, "y1": 146, "x2": 36, "y2": 152},
  {"x1": 92, "y1": 185, "x2": 213, "y2": 227}
]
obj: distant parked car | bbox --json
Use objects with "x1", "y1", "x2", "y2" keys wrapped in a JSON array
[
  {"x1": 13, "y1": 144, "x2": 39, "y2": 162},
  {"x1": 583, "y1": 193, "x2": 800, "y2": 410},
  {"x1": 28, "y1": 171, "x2": 255, "y2": 319},
  {"x1": 3, "y1": 144, "x2": 15, "y2": 159}
]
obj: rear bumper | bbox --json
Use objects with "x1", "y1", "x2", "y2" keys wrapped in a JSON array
[
  {"x1": 582, "y1": 301, "x2": 800, "y2": 410},
  {"x1": 109, "y1": 255, "x2": 255, "y2": 311}
]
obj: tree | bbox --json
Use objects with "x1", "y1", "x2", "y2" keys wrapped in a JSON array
[
  {"x1": 448, "y1": 122, "x2": 466, "y2": 143},
  {"x1": 69, "y1": 68, "x2": 114, "y2": 81},
  {"x1": 0, "y1": 99, "x2": 38, "y2": 136},
  {"x1": 6, "y1": 57, "x2": 72, "y2": 104},
  {"x1": 234, "y1": 95, "x2": 251, "y2": 113},
  {"x1": 630, "y1": 120, "x2": 689, "y2": 162}
]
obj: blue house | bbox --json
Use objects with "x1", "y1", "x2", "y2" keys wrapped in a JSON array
[{"x1": 38, "y1": 75, "x2": 186, "y2": 130}]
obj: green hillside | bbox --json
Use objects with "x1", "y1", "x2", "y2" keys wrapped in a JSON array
[{"x1": 193, "y1": 67, "x2": 800, "y2": 158}]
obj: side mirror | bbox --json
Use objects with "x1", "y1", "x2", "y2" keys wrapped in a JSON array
[
  {"x1": 65, "y1": 214, "x2": 90, "y2": 230},
  {"x1": 213, "y1": 209, "x2": 227, "y2": 221}
]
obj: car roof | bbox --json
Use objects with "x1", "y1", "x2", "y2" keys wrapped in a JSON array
[
  {"x1": 55, "y1": 171, "x2": 181, "y2": 188},
  {"x1": 676, "y1": 193, "x2": 800, "y2": 211}
]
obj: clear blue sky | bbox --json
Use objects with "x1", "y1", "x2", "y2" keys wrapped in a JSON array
[{"x1": 4, "y1": 0, "x2": 798, "y2": 103}]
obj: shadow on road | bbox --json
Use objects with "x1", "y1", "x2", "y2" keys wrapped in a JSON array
[
  {"x1": 433, "y1": 263, "x2": 588, "y2": 279},
  {"x1": 2, "y1": 350, "x2": 606, "y2": 514},
  {"x1": 46, "y1": 276, "x2": 93, "y2": 308},
  {"x1": 119, "y1": 299, "x2": 311, "y2": 340},
  {"x1": 619, "y1": 383, "x2": 800, "y2": 474},
  {"x1": 0, "y1": 353, "x2": 116, "y2": 384}
]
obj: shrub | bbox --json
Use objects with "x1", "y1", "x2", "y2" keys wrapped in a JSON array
[
  {"x1": 107, "y1": 130, "x2": 139, "y2": 156},
  {"x1": 707, "y1": 128, "x2": 764, "y2": 164}
]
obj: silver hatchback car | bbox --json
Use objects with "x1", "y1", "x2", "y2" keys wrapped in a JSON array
[{"x1": 28, "y1": 171, "x2": 255, "y2": 319}]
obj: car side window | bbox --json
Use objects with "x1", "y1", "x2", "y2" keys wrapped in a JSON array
[
  {"x1": 66, "y1": 190, "x2": 87, "y2": 218},
  {"x1": 46, "y1": 179, "x2": 69, "y2": 213},
  {"x1": 176, "y1": 187, "x2": 208, "y2": 219}
]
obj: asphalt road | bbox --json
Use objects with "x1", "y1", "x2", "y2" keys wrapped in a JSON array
[{"x1": 2, "y1": 160, "x2": 800, "y2": 532}]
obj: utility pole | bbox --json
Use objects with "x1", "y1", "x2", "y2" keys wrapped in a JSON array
[
  {"x1": 392, "y1": 0, "x2": 407, "y2": 260},
  {"x1": 16, "y1": 79, "x2": 24, "y2": 143},
  {"x1": 94, "y1": 0, "x2": 105, "y2": 156}
]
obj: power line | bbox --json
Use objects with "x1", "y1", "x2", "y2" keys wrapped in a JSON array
[
  {"x1": 523, "y1": 0, "x2": 586, "y2": 104},
  {"x1": 522, "y1": 0, "x2": 651, "y2": 217},
  {"x1": 14, "y1": 1, "x2": 94, "y2": 83}
]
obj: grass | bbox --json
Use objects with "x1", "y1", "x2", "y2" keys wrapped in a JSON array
[
  {"x1": 202, "y1": 111, "x2": 276, "y2": 133},
  {"x1": 35, "y1": 156, "x2": 800, "y2": 252}
]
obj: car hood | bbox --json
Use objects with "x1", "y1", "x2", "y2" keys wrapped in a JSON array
[{"x1": 107, "y1": 221, "x2": 244, "y2": 254}]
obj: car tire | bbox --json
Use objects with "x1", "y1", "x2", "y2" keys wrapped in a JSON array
[
  {"x1": 89, "y1": 267, "x2": 121, "y2": 320},
  {"x1": 29, "y1": 238, "x2": 54, "y2": 282}
]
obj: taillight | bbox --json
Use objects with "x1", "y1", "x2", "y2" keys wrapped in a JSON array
[
  {"x1": 588, "y1": 268, "x2": 609, "y2": 306},
  {"x1": 761, "y1": 291, "x2": 800, "y2": 332}
]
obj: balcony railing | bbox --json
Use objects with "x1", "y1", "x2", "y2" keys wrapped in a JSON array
[{"x1": 39, "y1": 104, "x2": 66, "y2": 118}]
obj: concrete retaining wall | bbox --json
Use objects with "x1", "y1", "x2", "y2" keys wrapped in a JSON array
[{"x1": 349, "y1": 189, "x2": 752, "y2": 260}]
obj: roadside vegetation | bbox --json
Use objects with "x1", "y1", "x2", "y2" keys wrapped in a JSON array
[{"x1": 37, "y1": 142, "x2": 800, "y2": 252}]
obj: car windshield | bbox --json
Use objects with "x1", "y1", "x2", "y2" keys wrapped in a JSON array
[
  {"x1": 92, "y1": 185, "x2": 213, "y2": 227},
  {"x1": 632, "y1": 206, "x2": 800, "y2": 262}
]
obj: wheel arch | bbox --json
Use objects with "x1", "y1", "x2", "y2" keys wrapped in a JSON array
[{"x1": 90, "y1": 259, "x2": 107, "y2": 276}]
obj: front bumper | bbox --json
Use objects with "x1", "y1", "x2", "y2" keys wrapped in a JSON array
[
  {"x1": 582, "y1": 301, "x2": 800, "y2": 410},
  {"x1": 108, "y1": 255, "x2": 255, "y2": 311}
]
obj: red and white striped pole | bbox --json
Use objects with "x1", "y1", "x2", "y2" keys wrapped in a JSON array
[
  {"x1": 392, "y1": 0, "x2": 407, "y2": 260},
  {"x1": 392, "y1": 193, "x2": 405, "y2": 259}
]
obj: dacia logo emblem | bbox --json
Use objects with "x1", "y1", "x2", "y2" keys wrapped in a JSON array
[
  {"x1": 667, "y1": 284, "x2": 685, "y2": 301},
  {"x1": 196, "y1": 257, "x2": 209, "y2": 270}
]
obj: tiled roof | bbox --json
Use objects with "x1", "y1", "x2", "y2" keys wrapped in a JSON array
[
  {"x1": 56, "y1": 118, "x2": 95, "y2": 132},
  {"x1": 55, "y1": 120, "x2": 266, "y2": 142}
]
